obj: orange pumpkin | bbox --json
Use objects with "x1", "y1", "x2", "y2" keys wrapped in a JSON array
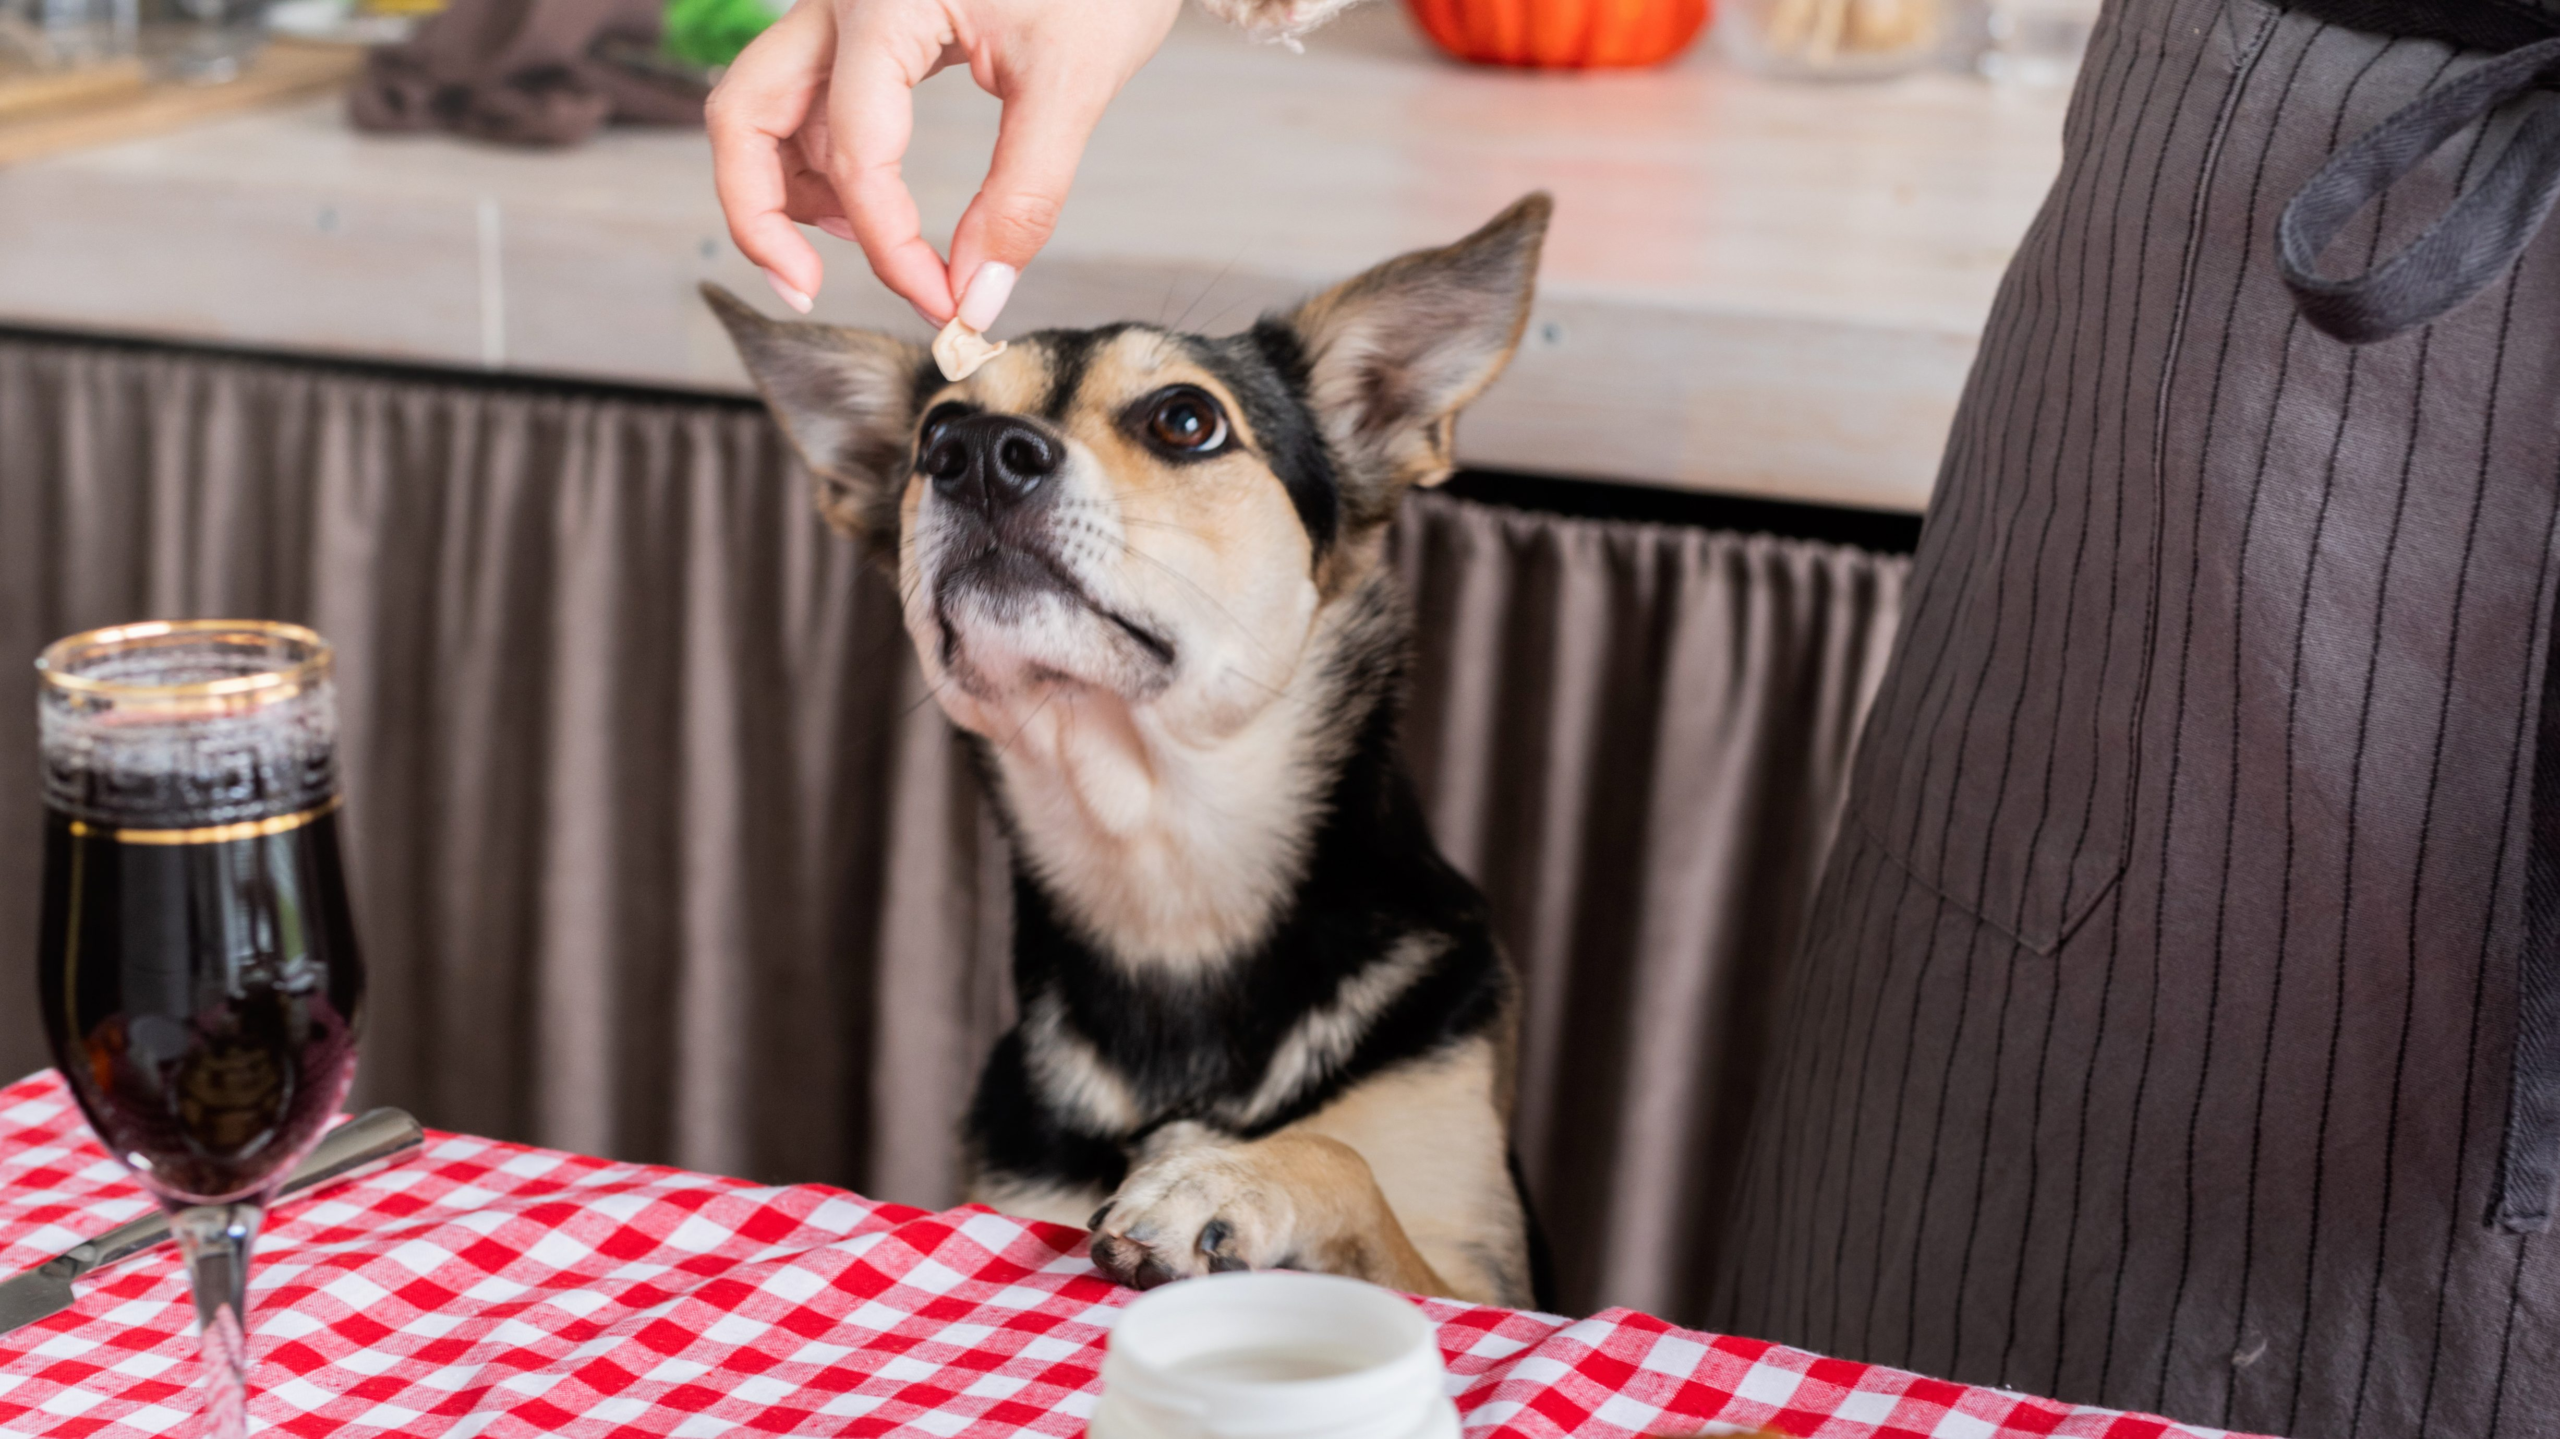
[{"x1": 1403, "y1": 0, "x2": 1711, "y2": 68}]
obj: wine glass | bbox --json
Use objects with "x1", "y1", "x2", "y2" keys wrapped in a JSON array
[{"x1": 34, "y1": 621, "x2": 366, "y2": 1439}]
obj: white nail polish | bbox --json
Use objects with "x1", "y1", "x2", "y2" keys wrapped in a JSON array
[
  {"x1": 762, "y1": 269, "x2": 814, "y2": 314},
  {"x1": 957, "y1": 261, "x2": 1017, "y2": 333}
]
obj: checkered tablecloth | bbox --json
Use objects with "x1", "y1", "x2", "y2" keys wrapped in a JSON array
[{"x1": 0, "y1": 1071, "x2": 2253, "y2": 1438}]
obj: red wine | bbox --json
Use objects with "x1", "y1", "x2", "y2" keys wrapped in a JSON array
[{"x1": 38, "y1": 805, "x2": 364, "y2": 1204}]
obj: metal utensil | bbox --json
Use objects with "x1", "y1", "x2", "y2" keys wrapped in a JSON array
[{"x1": 0, "y1": 1106, "x2": 425, "y2": 1338}]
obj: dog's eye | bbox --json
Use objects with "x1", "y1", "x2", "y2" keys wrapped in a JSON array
[{"x1": 1141, "y1": 388, "x2": 1229, "y2": 456}]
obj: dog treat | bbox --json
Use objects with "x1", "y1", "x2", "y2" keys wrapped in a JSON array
[{"x1": 934, "y1": 317, "x2": 1007, "y2": 382}]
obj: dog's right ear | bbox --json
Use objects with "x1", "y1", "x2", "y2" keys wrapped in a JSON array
[{"x1": 702, "y1": 283, "x2": 927, "y2": 541}]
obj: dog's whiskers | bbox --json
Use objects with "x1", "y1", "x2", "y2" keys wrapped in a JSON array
[
  {"x1": 897, "y1": 670, "x2": 958, "y2": 723},
  {"x1": 994, "y1": 685, "x2": 1061, "y2": 761},
  {"x1": 1170, "y1": 246, "x2": 1251, "y2": 334},
  {"x1": 1216, "y1": 663, "x2": 1290, "y2": 703},
  {"x1": 1118, "y1": 538, "x2": 1288, "y2": 677}
]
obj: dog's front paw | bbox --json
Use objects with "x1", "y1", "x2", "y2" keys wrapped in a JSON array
[{"x1": 1088, "y1": 1136, "x2": 1296, "y2": 1290}]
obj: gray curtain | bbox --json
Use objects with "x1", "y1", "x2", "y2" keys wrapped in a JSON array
[{"x1": 0, "y1": 330, "x2": 1905, "y2": 1324}]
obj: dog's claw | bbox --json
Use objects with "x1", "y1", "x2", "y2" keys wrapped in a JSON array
[
  {"x1": 1090, "y1": 1232, "x2": 1144, "y2": 1288},
  {"x1": 1089, "y1": 1204, "x2": 1114, "y2": 1233},
  {"x1": 1198, "y1": 1217, "x2": 1251, "y2": 1272},
  {"x1": 1090, "y1": 1212, "x2": 1261, "y2": 1289}
]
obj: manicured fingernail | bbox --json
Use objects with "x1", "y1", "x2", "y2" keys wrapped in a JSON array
[
  {"x1": 814, "y1": 216, "x2": 855, "y2": 242},
  {"x1": 956, "y1": 261, "x2": 1016, "y2": 333},
  {"x1": 762, "y1": 268, "x2": 813, "y2": 314},
  {"x1": 912, "y1": 301, "x2": 944, "y2": 327}
]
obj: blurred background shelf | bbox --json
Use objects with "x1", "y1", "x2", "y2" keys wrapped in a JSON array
[
  {"x1": 0, "y1": 39, "x2": 360, "y2": 165},
  {"x1": 0, "y1": 58, "x2": 147, "y2": 124},
  {"x1": 0, "y1": 6, "x2": 2068, "y2": 511}
]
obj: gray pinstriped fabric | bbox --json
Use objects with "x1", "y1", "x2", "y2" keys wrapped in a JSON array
[{"x1": 1711, "y1": 2, "x2": 2560, "y2": 1434}]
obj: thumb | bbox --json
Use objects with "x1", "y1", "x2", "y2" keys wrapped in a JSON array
[{"x1": 946, "y1": 73, "x2": 1109, "y2": 326}]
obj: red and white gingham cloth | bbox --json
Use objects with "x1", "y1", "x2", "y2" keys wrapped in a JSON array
[{"x1": 0, "y1": 1072, "x2": 2255, "y2": 1439}]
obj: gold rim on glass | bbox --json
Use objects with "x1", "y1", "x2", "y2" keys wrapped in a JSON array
[
  {"x1": 65, "y1": 796, "x2": 344, "y2": 847},
  {"x1": 36, "y1": 620, "x2": 332, "y2": 713}
]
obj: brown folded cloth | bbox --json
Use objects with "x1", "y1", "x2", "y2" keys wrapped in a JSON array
[{"x1": 350, "y1": 0, "x2": 704, "y2": 146}]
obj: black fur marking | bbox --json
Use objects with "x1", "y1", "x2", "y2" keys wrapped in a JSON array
[
  {"x1": 1193, "y1": 324, "x2": 1341, "y2": 558},
  {"x1": 962, "y1": 589, "x2": 1507, "y2": 1194},
  {"x1": 967, "y1": 1032, "x2": 1135, "y2": 1195},
  {"x1": 1104, "y1": 611, "x2": 1177, "y2": 668},
  {"x1": 1033, "y1": 325, "x2": 1127, "y2": 423},
  {"x1": 908, "y1": 362, "x2": 958, "y2": 429}
]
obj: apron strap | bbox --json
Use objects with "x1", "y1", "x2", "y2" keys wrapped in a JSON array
[
  {"x1": 2505, "y1": 580, "x2": 2560, "y2": 1233},
  {"x1": 2273, "y1": 0, "x2": 2560, "y2": 1233},
  {"x1": 2274, "y1": 28, "x2": 2560, "y2": 344},
  {"x1": 2278, "y1": 0, "x2": 2560, "y2": 56}
]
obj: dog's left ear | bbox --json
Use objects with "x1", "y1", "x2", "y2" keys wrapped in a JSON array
[
  {"x1": 1281, "y1": 192, "x2": 1550, "y2": 504},
  {"x1": 702, "y1": 283, "x2": 926, "y2": 546}
]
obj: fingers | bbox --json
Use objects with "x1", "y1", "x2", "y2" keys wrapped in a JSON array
[
  {"x1": 711, "y1": 0, "x2": 1178, "y2": 325},
  {"x1": 706, "y1": 0, "x2": 836, "y2": 303},
  {"x1": 826, "y1": 6, "x2": 959, "y2": 322},
  {"x1": 946, "y1": 68, "x2": 1109, "y2": 316}
]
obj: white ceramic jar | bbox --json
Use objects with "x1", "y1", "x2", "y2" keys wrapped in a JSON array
[{"x1": 1089, "y1": 1272, "x2": 1460, "y2": 1439}]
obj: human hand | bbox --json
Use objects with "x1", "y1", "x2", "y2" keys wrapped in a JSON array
[{"x1": 707, "y1": 0, "x2": 1185, "y2": 326}]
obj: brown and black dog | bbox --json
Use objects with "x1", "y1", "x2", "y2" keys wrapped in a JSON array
[{"x1": 707, "y1": 194, "x2": 1551, "y2": 1309}]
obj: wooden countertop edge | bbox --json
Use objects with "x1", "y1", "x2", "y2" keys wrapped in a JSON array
[{"x1": 0, "y1": 40, "x2": 362, "y2": 169}]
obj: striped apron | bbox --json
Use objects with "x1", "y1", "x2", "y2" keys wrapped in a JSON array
[{"x1": 1711, "y1": 2, "x2": 2560, "y2": 1433}]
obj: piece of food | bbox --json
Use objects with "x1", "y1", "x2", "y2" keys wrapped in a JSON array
[{"x1": 934, "y1": 318, "x2": 1007, "y2": 382}]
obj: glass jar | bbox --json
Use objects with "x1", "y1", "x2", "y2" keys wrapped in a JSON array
[
  {"x1": 1977, "y1": 0, "x2": 2099, "y2": 85},
  {"x1": 1717, "y1": 0, "x2": 1945, "y2": 79},
  {"x1": 0, "y1": 0, "x2": 135, "y2": 69},
  {"x1": 135, "y1": 0, "x2": 264, "y2": 82}
]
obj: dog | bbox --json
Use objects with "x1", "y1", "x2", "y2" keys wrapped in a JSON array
[{"x1": 706, "y1": 194, "x2": 1551, "y2": 1309}]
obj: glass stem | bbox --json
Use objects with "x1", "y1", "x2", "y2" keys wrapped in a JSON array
[{"x1": 171, "y1": 1203, "x2": 261, "y2": 1439}]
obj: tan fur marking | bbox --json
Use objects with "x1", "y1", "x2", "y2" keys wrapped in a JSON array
[
  {"x1": 1220, "y1": 933, "x2": 1447, "y2": 1128},
  {"x1": 1019, "y1": 990, "x2": 1146, "y2": 1133},
  {"x1": 1288, "y1": 1039, "x2": 1526, "y2": 1305}
]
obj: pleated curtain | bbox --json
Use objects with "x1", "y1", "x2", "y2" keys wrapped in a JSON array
[{"x1": 0, "y1": 329, "x2": 1906, "y2": 1324}]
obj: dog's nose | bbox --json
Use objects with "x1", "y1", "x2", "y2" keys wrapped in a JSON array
[{"x1": 920, "y1": 414, "x2": 1060, "y2": 513}]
